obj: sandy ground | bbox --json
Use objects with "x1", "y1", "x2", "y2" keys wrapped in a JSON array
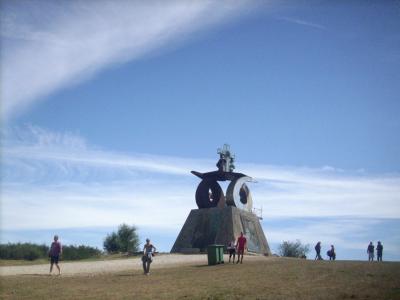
[{"x1": 0, "y1": 254, "x2": 268, "y2": 277}]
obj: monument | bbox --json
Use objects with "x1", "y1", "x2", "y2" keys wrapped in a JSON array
[{"x1": 171, "y1": 144, "x2": 271, "y2": 255}]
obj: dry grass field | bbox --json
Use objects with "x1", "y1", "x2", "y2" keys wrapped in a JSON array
[{"x1": 1, "y1": 256, "x2": 399, "y2": 300}]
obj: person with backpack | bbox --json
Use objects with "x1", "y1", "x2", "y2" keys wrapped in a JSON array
[
  {"x1": 327, "y1": 245, "x2": 336, "y2": 261},
  {"x1": 142, "y1": 238, "x2": 156, "y2": 275},
  {"x1": 367, "y1": 241, "x2": 375, "y2": 262},
  {"x1": 49, "y1": 235, "x2": 62, "y2": 275}
]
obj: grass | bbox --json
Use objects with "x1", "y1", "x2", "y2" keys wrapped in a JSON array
[
  {"x1": 0, "y1": 259, "x2": 50, "y2": 267},
  {"x1": 0, "y1": 253, "x2": 138, "y2": 267},
  {"x1": 1, "y1": 258, "x2": 399, "y2": 299}
]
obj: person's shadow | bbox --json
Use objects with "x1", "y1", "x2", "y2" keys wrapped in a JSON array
[
  {"x1": 21, "y1": 274, "x2": 52, "y2": 277},
  {"x1": 115, "y1": 272, "x2": 141, "y2": 277}
]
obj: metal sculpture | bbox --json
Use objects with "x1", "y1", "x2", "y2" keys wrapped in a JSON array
[{"x1": 191, "y1": 144, "x2": 253, "y2": 211}]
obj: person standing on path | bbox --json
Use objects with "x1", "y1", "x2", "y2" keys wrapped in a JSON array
[
  {"x1": 227, "y1": 241, "x2": 236, "y2": 263},
  {"x1": 314, "y1": 241, "x2": 322, "y2": 260},
  {"x1": 236, "y1": 232, "x2": 247, "y2": 264},
  {"x1": 367, "y1": 242, "x2": 375, "y2": 262},
  {"x1": 142, "y1": 238, "x2": 156, "y2": 275},
  {"x1": 376, "y1": 241, "x2": 383, "y2": 262},
  {"x1": 49, "y1": 235, "x2": 62, "y2": 275}
]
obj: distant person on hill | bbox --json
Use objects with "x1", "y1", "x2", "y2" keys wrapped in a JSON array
[
  {"x1": 327, "y1": 245, "x2": 336, "y2": 261},
  {"x1": 49, "y1": 235, "x2": 62, "y2": 275},
  {"x1": 227, "y1": 241, "x2": 236, "y2": 263},
  {"x1": 314, "y1": 241, "x2": 322, "y2": 260},
  {"x1": 236, "y1": 232, "x2": 247, "y2": 264},
  {"x1": 367, "y1": 242, "x2": 375, "y2": 262},
  {"x1": 376, "y1": 241, "x2": 383, "y2": 262},
  {"x1": 142, "y1": 238, "x2": 156, "y2": 275}
]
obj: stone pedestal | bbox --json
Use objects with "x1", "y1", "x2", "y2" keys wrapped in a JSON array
[{"x1": 171, "y1": 206, "x2": 271, "y2": 255}]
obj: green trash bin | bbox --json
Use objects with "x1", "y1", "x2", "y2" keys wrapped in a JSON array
[
  {"x1": 208, "y1": 244, "x2": 225, "y2": 265},
  {"x1": 217, "y1": 245, "x2": 224, "y2": 264},
  {"x1": 207, "y1": 245, "x2": 218, "y2": 265}
]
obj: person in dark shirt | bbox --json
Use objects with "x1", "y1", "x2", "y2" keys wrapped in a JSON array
[
  {"x1": 376, "y1": 241, "x2": 383, "y2": 262},
  {"x1": 314, "y1": 241, "x2": 322, "y2": 260},
  {"x1": 367, "y1": 242, "x2": 375, "y2": 262},
  {"x1": 49, "y1": 235, "x2": 62, "y2": 275}
]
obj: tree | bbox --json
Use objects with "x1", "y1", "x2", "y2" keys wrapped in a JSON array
[
  {"x1": 103, "y1": 232, "x2": 120, "y2": 253},
  {"x1": 103, "y1": 224, "x2": 140, "y2": 254},
  {"x1": 117, "y1": 224, "x2": 139, "y2": 253},
  {"x1": 278, "y1": 240, "x2": 310, "y2": 258}
]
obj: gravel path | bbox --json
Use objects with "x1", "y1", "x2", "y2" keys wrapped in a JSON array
[{"x1": 0, "y1": 254, "x2": 269, "y2": 277}]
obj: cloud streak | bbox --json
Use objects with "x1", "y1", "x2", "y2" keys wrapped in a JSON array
[
  {"x1": 0, "y1": 1, "x2": 258, "y2": 120},
  {"x1": 276, "y1": 16, "x2": 326, "y2": 30}
]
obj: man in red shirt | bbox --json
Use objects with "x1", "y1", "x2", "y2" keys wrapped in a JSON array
[{"x1": 236, "y1": 232, "x2": 247, "y2": 264}]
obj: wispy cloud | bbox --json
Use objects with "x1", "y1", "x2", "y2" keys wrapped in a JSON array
[
  {"x1": 0, "y1": 1, "x2": 259, "y2": 120},
  {"x1": 1, "y1": 125, "x2": 400, "y2": 232},
  {"x1": 2, "y1": 125, "x2": 208, "y2": 180},
  {"x1": 276, "y1": 16, "x2": 326, "y2": 30},
  {"x1": 244, "y1": 164, "x2": 400, "y2": 219}
]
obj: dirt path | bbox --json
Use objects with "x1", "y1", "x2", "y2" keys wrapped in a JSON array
[{"x1": 0, "y1": 254, "x2": 269, "y2": 277}]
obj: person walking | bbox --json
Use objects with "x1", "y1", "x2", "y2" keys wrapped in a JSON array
[
  {"x1": 236, "y1": 232, "x2": 247, "y2": 264},
  {"x1": 227, "y1": 241, "x2": 236, "y2": 263},
  {"x1": 367, "y1": 242, "x2": 375, "y2": 262},
  {"x1": 142, "y1": 238, "x2": 156, "y2": 275},
  {"x1": 314, "y1": 241, "x2": 322, "y2": 260},
  {"x1": 376, "y1": 241, "x2": 383, "y2": 262},
  {"x1": 49, "y1": 235, "x2": 62, "y2": 275}
]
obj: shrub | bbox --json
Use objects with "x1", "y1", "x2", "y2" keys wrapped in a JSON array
[
  {"x1": 62, "y1": 245, "x2": 101, "y2": 260},
  {"x1": 0, "y1": 243, "x2": 100, "y2": 261},
  {"x1": 23, "y1": 247, "x2": 43, "y2": 261},
  {"x1": 0, "y1": 243, "x2": 48, "y2": 260},
  {"x1": 278, "y1": 240, "x2": 310, "y2": 258}
]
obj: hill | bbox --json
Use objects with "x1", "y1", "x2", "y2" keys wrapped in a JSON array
[{"x1": 1, "y1": 255, "x2": 399, "y2": 299}]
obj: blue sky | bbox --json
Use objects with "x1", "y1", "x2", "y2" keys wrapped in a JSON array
[{"x1": 1, "y1": 1, "x2": 400, "y2": 260}]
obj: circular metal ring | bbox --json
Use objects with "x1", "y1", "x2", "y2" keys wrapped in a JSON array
[
  {"x1": 195, "y1": 180, "x2": 224, "y2": 209},
  {"x1": 226, "y1": 176, "x2": 253, "y2": 211}
]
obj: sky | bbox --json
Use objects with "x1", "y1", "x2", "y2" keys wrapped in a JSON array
[{"x1": 1, "y1": 1, "x2": 400, "y2": 261}]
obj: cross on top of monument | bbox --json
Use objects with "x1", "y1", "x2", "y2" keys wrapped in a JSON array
[{"x1": 216, "y1": 144, "x2": 235, "y2": 173}]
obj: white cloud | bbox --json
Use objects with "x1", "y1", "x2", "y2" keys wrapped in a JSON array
[
  {"x1": 1, "y1": 180, "x2": 193, "y2": 230},
  {"x1": 0, "y1": 0, "x2": 260, "y2": 120},
  {"x1": 1, "y1": 125, "x2": 400, "y2": 231}
]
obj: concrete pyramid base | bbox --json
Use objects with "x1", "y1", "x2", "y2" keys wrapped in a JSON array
[{"x1": 171, "y1": 206, "x2": 271, "y2": 255}]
